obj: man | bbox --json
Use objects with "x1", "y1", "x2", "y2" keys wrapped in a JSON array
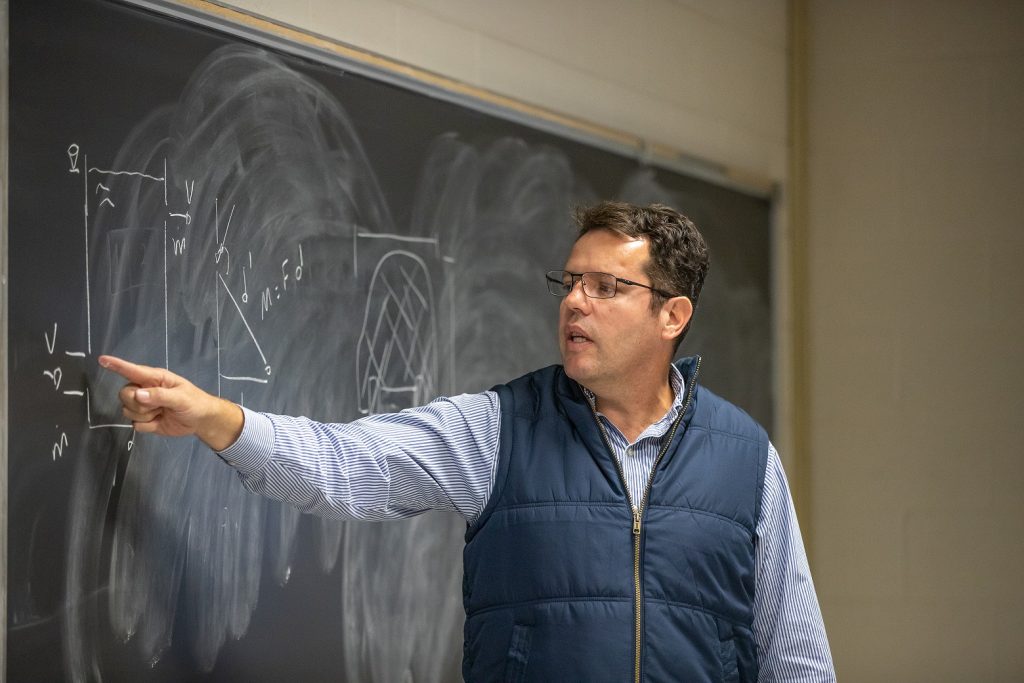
[{"x1": 104, "y1": 201, "x2": 834, "y2": 682}]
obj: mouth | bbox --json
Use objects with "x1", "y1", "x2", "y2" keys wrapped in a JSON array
[{"x1": 565, "y1": 327, "x2": 593, "y2": 346}]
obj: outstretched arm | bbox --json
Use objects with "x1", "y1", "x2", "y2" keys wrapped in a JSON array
[
  {"x1": 99, "y1": 355, "x2": 244, "y2": 451},
  {"x1": 100, "y1": 355, "x2": 501, "y2": 522}
]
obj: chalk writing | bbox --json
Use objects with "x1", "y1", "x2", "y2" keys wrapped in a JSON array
[
  {"x1": 52, "y1": 429, "x2": 69, "y2": 460},
  {"x1": 67, "y1": 143, "x2": 80, "y2": 173}
]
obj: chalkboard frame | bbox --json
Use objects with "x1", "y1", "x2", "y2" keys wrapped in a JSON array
[
  {"x1": 2, "y1": 0, "x2": 11, "y2": 676},
  {"x1": 0, "y1": 1, "x2": 783, "y2": 680}
]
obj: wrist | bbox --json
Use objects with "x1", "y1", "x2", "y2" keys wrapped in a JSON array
[{"x1": 198, "y1": 398, "x2": 245, "y2": 452}]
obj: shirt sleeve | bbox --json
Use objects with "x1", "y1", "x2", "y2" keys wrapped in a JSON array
[
  {"x1": 215, "y1": 392, "x2": 502, "y2": 524},
  {"x1": 753, "y1": 442, "x2": 836, "y2": 682}
]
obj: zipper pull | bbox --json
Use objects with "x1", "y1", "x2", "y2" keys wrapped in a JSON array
[{"x1": 632, "y1": 509, "x2": 642, "y2": 535}]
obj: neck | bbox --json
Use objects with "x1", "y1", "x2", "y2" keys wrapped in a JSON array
[{"x1": 590, "y1": 369, "x2": 675, "y2": 443}]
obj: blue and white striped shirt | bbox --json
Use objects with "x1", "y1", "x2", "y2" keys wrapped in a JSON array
[{"x1": 219, "y1": 366, "x2": 835, "y2": 681}]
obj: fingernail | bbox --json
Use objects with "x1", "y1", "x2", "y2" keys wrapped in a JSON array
[
  {"x1": 136, "y1": 389, "x2": 150, "y2": 402},
  {"x1": 99, "y1": 357, "x2": 110, "y2": 368}
]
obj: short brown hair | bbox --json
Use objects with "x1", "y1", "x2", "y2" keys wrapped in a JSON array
[{"x1": 573, "y1": 201, "x2": 709, "y2": 348}]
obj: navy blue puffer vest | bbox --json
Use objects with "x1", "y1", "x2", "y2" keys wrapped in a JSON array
[{"x1": 462, "y1": 357, "x2": 768, "y2": 682}]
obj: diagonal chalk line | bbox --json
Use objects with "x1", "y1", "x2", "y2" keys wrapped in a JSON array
[{"x1": 217, "y1": 272, "x2": 269, "y2": 369}]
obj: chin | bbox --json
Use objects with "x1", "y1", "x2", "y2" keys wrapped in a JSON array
[{"x1": 561, "y1": 358, "x2": 591, "y2": 384}]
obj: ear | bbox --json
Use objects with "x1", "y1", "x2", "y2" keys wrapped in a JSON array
[{"x1": 660, "y1": 296, "x2": 694, "y2": 343}]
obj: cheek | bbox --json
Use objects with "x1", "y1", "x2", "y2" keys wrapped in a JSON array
[{"x1": 624, "y1": 311, "x2": 662, "y2": 344}]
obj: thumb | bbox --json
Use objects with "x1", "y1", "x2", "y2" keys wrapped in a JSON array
[{"x1": 134, "y1": 385, "x2": 190, "y2": 412}]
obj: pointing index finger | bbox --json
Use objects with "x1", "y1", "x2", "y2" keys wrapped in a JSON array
[{"x1": 98, "y1": 355, "x2": 167, "y2": 387}]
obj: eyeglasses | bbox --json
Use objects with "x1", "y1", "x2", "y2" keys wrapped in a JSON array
[{"x1": 545, "y1": 270, "x2": 676, "y2": 299}]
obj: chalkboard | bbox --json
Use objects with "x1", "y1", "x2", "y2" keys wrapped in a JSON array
[{"x1": 5, "y1": 0, "x2": 773, "y2": 680}]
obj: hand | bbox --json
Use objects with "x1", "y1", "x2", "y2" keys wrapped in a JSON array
[{"x1": 99, "y1": 355, "x2": 244, "y2": 452}]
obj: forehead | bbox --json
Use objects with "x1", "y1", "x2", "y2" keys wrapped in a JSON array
[{"x1": 564, "y1": 229, "x2": 650, "y2": 275}]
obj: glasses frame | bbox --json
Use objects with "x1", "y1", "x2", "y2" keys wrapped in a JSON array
[{"x1": 545, "y1": 270, "x2": 677, "y2": 300}]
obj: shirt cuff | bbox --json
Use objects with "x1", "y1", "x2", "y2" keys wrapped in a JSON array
[{"x1": 215, "y1": 406, "x2": 275, "y2": 477}]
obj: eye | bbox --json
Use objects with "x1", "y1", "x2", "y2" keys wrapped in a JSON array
[
  {"x1": 547, "y1": 272, "x2": 573, "y2": 296},
  {"x1": 596, "y1": 280, "x2": 616, "y2": 297}
]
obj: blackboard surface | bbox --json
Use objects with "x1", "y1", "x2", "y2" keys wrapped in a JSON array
[{"x1": 6, "y1": 0, "x2": 772, "y2": 680}]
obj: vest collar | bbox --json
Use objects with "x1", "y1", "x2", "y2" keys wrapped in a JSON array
[{"x1": 551, "y1": 356, "x2": 703, "y2": 481}]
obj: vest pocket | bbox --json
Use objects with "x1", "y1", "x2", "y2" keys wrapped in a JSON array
[
  {"x1": 719, "y1": 637, "x2": 739, "y2": 683},
  {"x1": 503, "y1": 623, "x2": 533, "y2": 683}
]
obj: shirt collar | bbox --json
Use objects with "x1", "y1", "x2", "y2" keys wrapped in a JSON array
[{"x1": 582, "y1": 364, "x2": 686, "y2": 426}]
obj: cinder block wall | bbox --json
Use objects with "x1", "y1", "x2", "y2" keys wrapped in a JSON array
[{"x1": 806, "y1": 1, "x2": 1024, "y2": 680}]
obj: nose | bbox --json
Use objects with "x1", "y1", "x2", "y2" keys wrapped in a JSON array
[{"x1": 563, "y1": 276, "x2": 589, "y2": 310}]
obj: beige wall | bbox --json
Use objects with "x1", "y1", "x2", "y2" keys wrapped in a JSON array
[
  {"x1": 806, "y1": 1, "x2": 1024, "y2": 680},
  {"x1": 222, "y1": 0, "x2": 788, "y2": 182}
]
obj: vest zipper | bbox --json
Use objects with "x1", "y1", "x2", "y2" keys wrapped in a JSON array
[
  {"x1": 591, "y1": 412, "x2": 644, "y2": 683},
  {"x1": 588, "y1": 356, "x2": 701, "y2": 683}
]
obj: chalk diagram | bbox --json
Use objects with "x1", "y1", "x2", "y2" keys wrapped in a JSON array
[
  {"x1": 45, "y1": 143, "x2": 285, "y2": 443},
  {"x1": 357, "y1": 246, "x2": 438, "y2": 415},
  {"x1": 30, "y1": 45, "x2": 467, "y2": 683},
  {"x1": 53, "y1": 145, "x2": 455, "y2": 681},
  {"x1": 56, "y1": 142, "x2": 325, "y2": 679}
]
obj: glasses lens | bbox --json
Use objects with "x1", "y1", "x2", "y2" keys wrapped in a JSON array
[
  {"x1": 582, "y1": 272, "x2": 617, "y2": 298},
  {"x1": 546, "y1": 270, "x2": 572, "y2": 296}
]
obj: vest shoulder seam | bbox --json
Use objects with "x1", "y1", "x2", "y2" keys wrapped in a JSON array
[
  {"x1": 687, "y1": 424, "x2": 766, "y2": 446},
  {"x1": 510, "y1": 409, "x2": 555, "y2": 420}
]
